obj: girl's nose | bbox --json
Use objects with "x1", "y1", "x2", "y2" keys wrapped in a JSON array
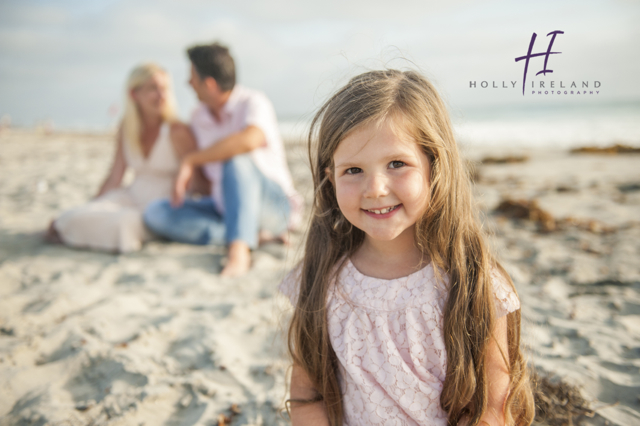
[{"x1": 363, "y1": 172, "x2": 389, "y2": 198}]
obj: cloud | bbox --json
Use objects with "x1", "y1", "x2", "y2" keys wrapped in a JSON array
[{"x1": 0, "y1": 0, "x2": 638, "y2": 128}]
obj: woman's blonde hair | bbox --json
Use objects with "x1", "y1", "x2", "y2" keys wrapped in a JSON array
[
  {"x1": 122, "y1": 63, "x2": 177, "y2": 154},
  {"x1": 288, "y1": 69, "x2": 534, "y2": 426}
]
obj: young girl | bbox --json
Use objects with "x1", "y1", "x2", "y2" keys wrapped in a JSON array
[{"x1": 280, "y1": 69, "x2": 534, "y2": 426}]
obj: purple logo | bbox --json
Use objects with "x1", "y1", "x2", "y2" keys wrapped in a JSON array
[{"x1": 515, "y1": 30, "x2": 564, "y2": 95}]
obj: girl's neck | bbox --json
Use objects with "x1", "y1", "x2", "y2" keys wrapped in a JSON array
[{"x1": 351, "y1": 226, "x2": 428, "y2": 280}]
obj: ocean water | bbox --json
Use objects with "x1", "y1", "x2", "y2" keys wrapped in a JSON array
[{"x1": 279, "y1": 101, "x2": 640, "y2": 148}]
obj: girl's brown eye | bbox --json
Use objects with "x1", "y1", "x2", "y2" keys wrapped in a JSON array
[
  {"x1": 345, "y1": 167, "x2": 362, "y2": 175},
  {"x1": 389, "y1": 161, "x2": 405, "y2": 169}
]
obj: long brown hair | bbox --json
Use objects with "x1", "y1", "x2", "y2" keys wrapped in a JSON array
[{"x1": 288, "y1": 69, "x2": 534, "y2": 426}]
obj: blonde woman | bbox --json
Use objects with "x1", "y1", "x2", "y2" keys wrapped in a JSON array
[{"x1": 46, "y1": 63, "x2": 206, "y2": 253}]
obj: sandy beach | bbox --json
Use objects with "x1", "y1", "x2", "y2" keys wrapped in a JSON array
[{"x1": 1, "y1": 128, "x2": 639, "y2": 425}]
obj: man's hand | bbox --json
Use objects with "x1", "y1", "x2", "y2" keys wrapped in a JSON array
[{"x1": 172, "y1": 156, "x2": 195, "y2": 207}]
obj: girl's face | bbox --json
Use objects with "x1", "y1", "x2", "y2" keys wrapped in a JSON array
[
  {"x1": 331, "y1": 116, "x2": 431, "y2": 245},
  {"x1": 131, "y1": 72, "x2": 169, "y2": 117}
]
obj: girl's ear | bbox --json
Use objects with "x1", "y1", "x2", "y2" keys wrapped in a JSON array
[{"x1": 325, "y1": 167, "x2": 334, "y2": 185}]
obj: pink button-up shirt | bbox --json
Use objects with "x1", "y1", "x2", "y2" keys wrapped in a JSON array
[{"x1": 190, "y1": 85, "x2": 302, "y2": 229}]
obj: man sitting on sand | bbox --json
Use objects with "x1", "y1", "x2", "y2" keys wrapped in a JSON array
[{"x1": 144, "y1": 42, "x2": 301, "y2": 277}]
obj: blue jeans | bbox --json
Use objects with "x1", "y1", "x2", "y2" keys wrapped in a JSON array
[{"x1": 143, "y1": 154, "x2": 290, "y2": 249}]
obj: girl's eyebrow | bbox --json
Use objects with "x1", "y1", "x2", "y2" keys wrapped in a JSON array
[
  {"x1": 334, "y1": 152, "x2": 416, "y2": 169},
  {"x1": 334, "y1": 160, "x2": 360, "y2": 169}
]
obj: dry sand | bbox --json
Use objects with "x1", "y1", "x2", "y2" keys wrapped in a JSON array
[{"x1": 0, "y1": 128, "x2": 639, "y2": 425}]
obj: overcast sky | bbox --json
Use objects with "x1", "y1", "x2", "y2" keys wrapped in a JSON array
[{"x1": 1, "y1": 0, "x2": 638, "y2": 129}]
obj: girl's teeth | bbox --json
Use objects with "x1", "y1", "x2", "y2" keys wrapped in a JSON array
[{"x1": 369, "y1": 206, "x2": 396, "y2": 214}]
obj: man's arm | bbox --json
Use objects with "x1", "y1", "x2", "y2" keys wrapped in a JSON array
[
  {"x1": 187, "y1": 125, "x2": 265, "y2": 166},
  {"x1": 171, "y1": 125, "x2": 264, "y2": 206},
  {"x1": 169, "y1": 122, "x2": 210, "y2": 196}
]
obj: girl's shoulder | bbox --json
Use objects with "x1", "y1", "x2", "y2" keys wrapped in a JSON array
[
  {"x1": 278, "y1": 264, "x2": 303, "y2": 305},
  {"x1": 490, "y1": 266, "x2": 521, "y2": 317},
  {"x1": 278, "y1": 259, "x2": 347, "y2": 306}
]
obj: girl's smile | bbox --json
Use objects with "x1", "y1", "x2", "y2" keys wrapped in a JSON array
[
  {"x1": 331, "y1": 116, "x2": 431, "y2": 245},
  {"x1": 362, "y1": 203, "x2": 401, "y2": 218}
]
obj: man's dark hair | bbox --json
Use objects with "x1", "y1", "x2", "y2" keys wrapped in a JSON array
[{"x1": 187, "y1": 42, "x2": 236, "y2": 92}]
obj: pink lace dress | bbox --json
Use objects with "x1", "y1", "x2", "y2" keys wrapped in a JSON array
[{"x1": 279, "y1": 258, "x2": 520, "y2": 426}]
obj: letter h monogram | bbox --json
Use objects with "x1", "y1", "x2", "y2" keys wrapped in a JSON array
[{"x1": 515, "y1": 30, "x2": 564, "y2": 95}]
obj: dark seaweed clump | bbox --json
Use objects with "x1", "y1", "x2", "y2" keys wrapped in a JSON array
[{"x1": 533, "y1": 371, "x2": 595, "y2": 426}]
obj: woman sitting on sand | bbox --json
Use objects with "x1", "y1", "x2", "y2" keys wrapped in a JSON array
[{"x1": 46, "y1": 63, "x2": 205, "y2": 253}]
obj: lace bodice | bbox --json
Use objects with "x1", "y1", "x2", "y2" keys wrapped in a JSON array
[{"x1": 279, "y1": 259, "x2": 520, "y2": 426}]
